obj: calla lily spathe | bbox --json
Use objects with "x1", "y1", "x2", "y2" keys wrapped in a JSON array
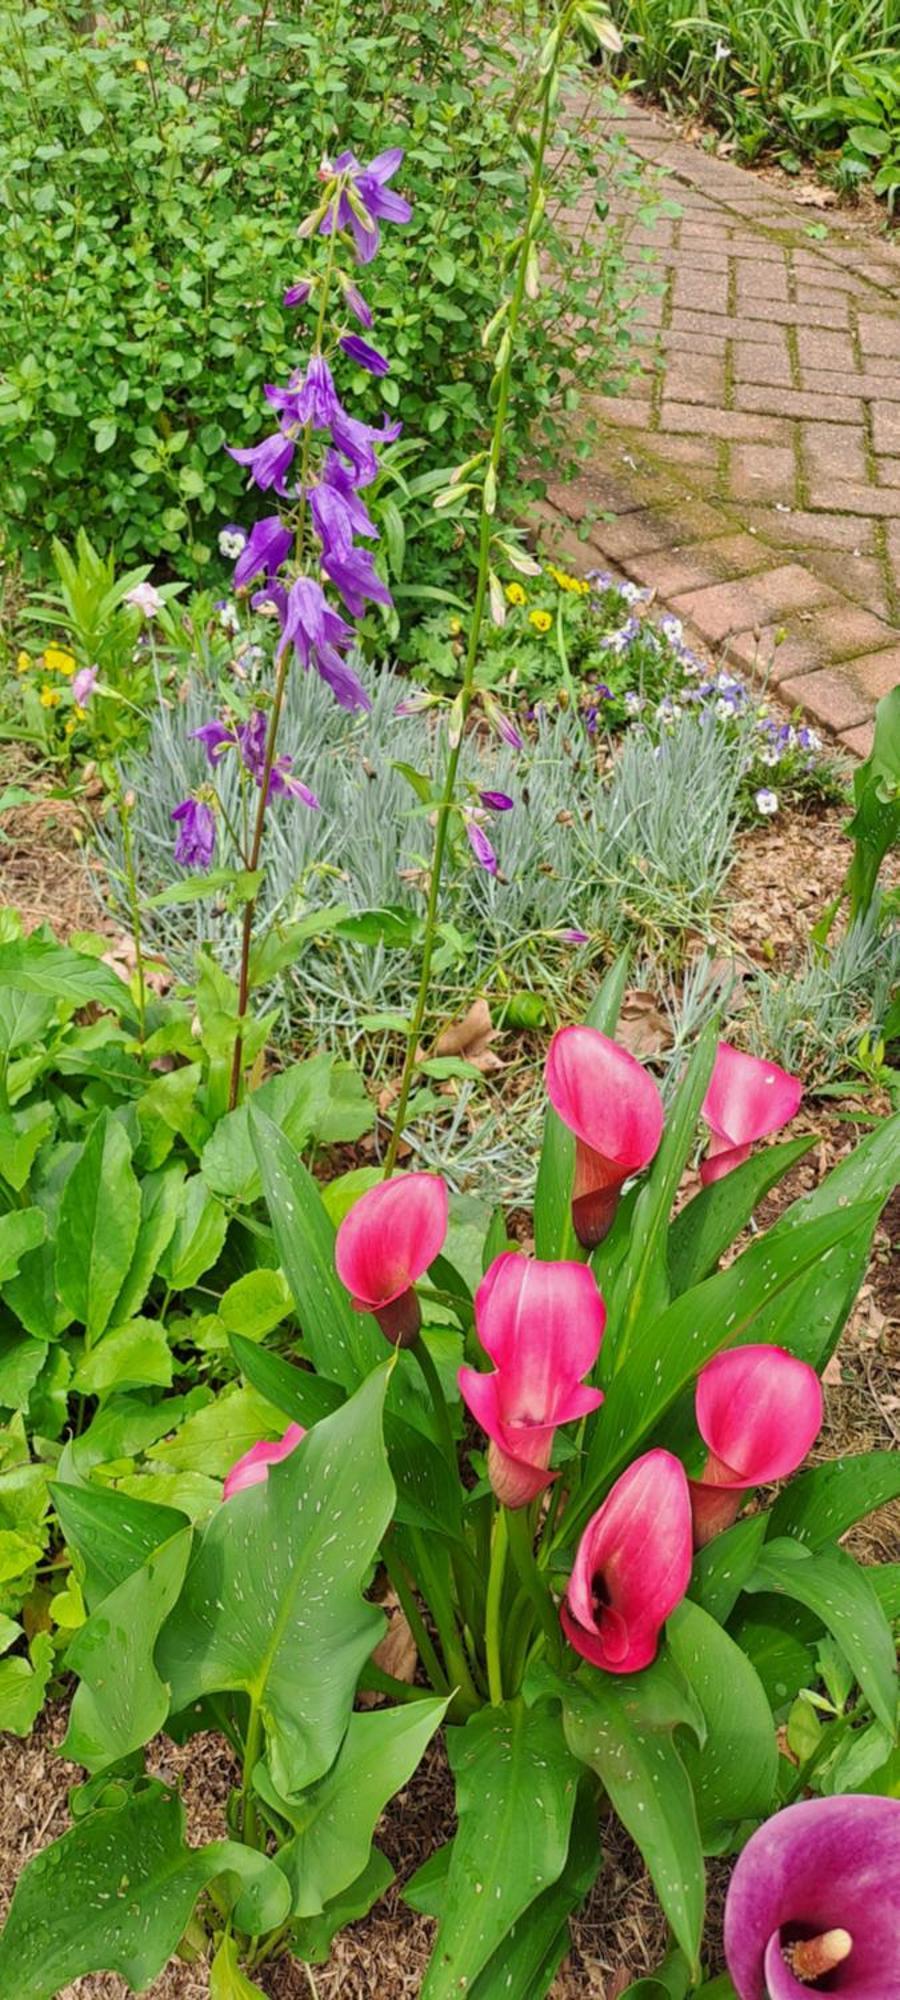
[
  {"x1": 700, "y1": 1041, "x2": 802, "y2": 1185},
  {"x1": 690, "y1": 1343, "x2": 823, "y2": 1546},
  {"x1": 334, "y1": 1171, "x2": 449, "y2": 1346},
  {"x1": 561, "y1": 1449, "x2": 692, "y2": 1672},
  {"x1": 458, "y1": 1253, "x2": 605, "y2": 1508},
  {"x1": 222, "y1": 1423, "x2": 306, "y2": 1500},
  {"x1": 724, "y1": 1794, "x2": 900, "y2": 1999},
  {"x1": 545, "y1": 1025, "x2": 665, "y2": 1247}
]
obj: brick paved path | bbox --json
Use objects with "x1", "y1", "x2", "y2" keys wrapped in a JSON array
[{"x1": 542, "y1": 101, "x2": 900, "y2": 755}]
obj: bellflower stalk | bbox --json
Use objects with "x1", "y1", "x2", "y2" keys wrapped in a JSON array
[{"x1": 382, "y1": 10, "x2": 578, "y2": 1175}]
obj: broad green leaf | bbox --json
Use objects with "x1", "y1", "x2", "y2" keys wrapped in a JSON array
[
  {"x1": 228, "y1": 1333, "x2": 345, "y2": 1428},
  {"x1": 246, "y1": 904, "x2": 352, "y2": 987},
  {"x1": 251, "y1": 1108, "x2": 383, "y2": 1391},
  {"x1": 0, "y1": 1328, "x2": 48, "y2": 1409},
  {"x1": 218, "y1": 1269, "x2": 292, "y2": 1341},
  {"x1": 156, "y1": 1174, "x2": 228, "y2": 1289},
  {"x1": 421, "y1": 1699, "x2": 580, "y2": 2000},
  {"x1": 262, "y1": 1697, "x2": 448, "y2": 1917},
  {"x1": 667, "y1": 1136, "x2": 813, "y2": 1296},
  {"x1": 667, "y1": 1600, "x2": 777, "y2": 1843},
  {"x1": 136, "y1": 1063, "x2": 207, "y2": 1165},
  {"x1": 108, "y1": 1163, "x2": 185, "y2": 1327},
  {"x1": 62, "y1": 1530, "x2": 193, "y2": 1771},
  {"x1": 746, "y1": 1540, "x2": 897, "y2": 1734},
  {"x1": 57, "y1": 1112, "x2": 141, "y2": 1341},
  {"x1": 0, "y1": 1780, "x2": 290, "y2": 1998},
  {"x1": 463, "y1": 1777, "x2": 603, "y2": 2000},
  {"x1": 0, "y1": 1208, "x2": 46, "y2": 1284},
  {"x1": 201, "y1": 1057, "x2": 334, "y2": 1203},
  {"x1": 872, "y1": 1566, "x2": 900, "y2": 1623},
  {"x1": 621, "y1": 1952, "x2": 692, "y2": 2000},
  {"x1": 602, "y1": 1022, "x2": 717, "y2": 1374},
  {"x1": 61, "y1": 1395, "x2": 191, "y2": 1481},
  {"x1": 0, "y1": 936, "x2": 137, "y2": 1023},
  {"x1": 0, "y1": 1527, "x2": 44, "y2": 1585},
  {"x1": 573, "y1": 1201, "x2": 874, "y2": 1544},
  {"x1": 209, "y1": 1936, "x2": 267, "y2": 2000},
  {"x1": 728, "y1": 1596, "x2": 818, "y2": 1711},
  {"x1": 143, "y1": 866, "x2": 263, "y2": 910},
  {"x1": 292, "y1": 1848, "x2": 394, "y2": 1965},
  {"x1": 533, "y1": 954, "x2": 630, "y2": 1261},
  {"x1": 151, "y1": 1384, "x2": 287, "y2": 1478},
  {"x1": 0, "y1": 1631, "x2": 53, "y2": 1735},
  {"x1": 0, "y1": 1103, "x2": 55, "y2": 1194},
  {"x1": 157, "y1": 1367, "x2": 395, "y2": 1798},
  {"x1": 319, "y1": 1165, "x2": 383, "y2": 1227},
  {"x1": 562, "y1": 1665, "x2": 705, "y2": 1973},
  {"x1": 689, "y1": 1517, "x2": 768, "y2": 1625},
  {"x1": 72, "y1": 1317, "x2": 173, "y2": 1399},
  {"x1": 768, "y1": 1452, "x2": 900, "y2": 1549}
]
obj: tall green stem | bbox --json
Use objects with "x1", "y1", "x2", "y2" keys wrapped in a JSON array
[
  {"x1": 485, "y1": 1508, "x2": 509, "y2": 1705},
  {"x1": 382, "y1": 55, "x2": 559, "y2": 1177},
  {"x1": 119, "y1": 785, "x2": 147, "y2": 1049},
  {"x1": 506, "y1": 1504, "x2": 563, "y2": 1670},
  {"x1": 240, "y1": 1701, "x2": 264, "y2": 1847}
]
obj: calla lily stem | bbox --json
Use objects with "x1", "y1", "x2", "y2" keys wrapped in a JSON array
[
  {"x1": 506, "y1": 1505, "x2": 564, "y2": 1668},
  {"x1": 240, "y1": 1700, "x2": 264, "y2": 1848},
  {"x1": 486, "y1": 1509, "x2": 509, "y2": 1704}
]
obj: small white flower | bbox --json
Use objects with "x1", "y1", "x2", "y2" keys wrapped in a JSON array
[
  {"x1": 125, "y1": 581, "x2": 163, "y2": 618},
  {"x1": 255, "y1": 596, "x2": 280, "y2": 618},
  {"x1": 219, "y1": 527, "x2": 247, "y2": 559},
  {"x1": 756, "y1": 788, "x2": 779, "y2": 816},
  {"x1": 760, "y1": 746, "x2": 780, "y2": 767},
  {"x1": 624, "y1": 690, "x2": 645, "y2": 714},
  {"x1": 219, "y1": 602, "x2": 240, "y2": 634},
  {"x1": 619, "y1": 580, "x2": 647, "y2": 604},
  {"x1": 714, "y1": 38, "x2": 731, "y2": 60},
  {"x1": 659, "y1": 613, "x2": 683, "y2": 646}
]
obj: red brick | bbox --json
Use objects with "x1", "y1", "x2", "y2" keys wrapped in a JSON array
[
  {"x1": 727, "y1": 605, "x2": 897, "y2": 682},
  {"x1": 728, "y1": 443, "x2": 797, "y2": 505},
  {"x1": 625, "y1": 532, "x2": 771, "y2": 596},
  {"x1": 741, "y1": 299, "x2": 851, "y2": 331},
  {"x1": 661, "y1": 404, "x2": 788, "y2": 444},
  {"x1": 800, "y1": 420, "x2": 868, "y2": 487},
  {"x1": 732, "y1": 339, "x2": 793, "y2": 388},
  {"x1": 858, "y1": 315, "x2": 900, "y2": 362},
  {"x1": 804, "y1": 552, "x2": 893, "y2": 624},
  {"x1": 797, "y1": 327, "x2": 858, "y2": 377},
  {"x1": 806, "y1": 482, "x2": 900, "y2": 518},
  {"x1": 877, "y1": 458, "x2": 900, "y2": 488},
  {"x1": 734, "y1": 258, "x2": 789, "y2": 302},
  {"x1": 588, "y1": 502, "x2": 722, "y2": 561},
  {"x1": 673, "y1": 268, "x2": 730, "y2": 315},
  {"x1": 544, "y1": 474, "x2": 644, "y2": 523},
  {"x1": 735, "y1": 385, "x2": 861, "y2": 425},
  {"x1": 671, "y1": 563, "x2": 834, "y2": 643},
  {"x1": 778, "y1": 662, "x2": 892, "y2": 732},
  {"x1": 663, "y1": 353, "x2": 727, "y2": 406},
  {"x1": 645, "y1": 433, "x2": 721, "y2": 474},
  {"x1": 872, "y1": 403, "x2": 900, "y2": 455},
  {"x1": 835, "y1": 647, "x2": 900, "y2": 702},
  {"x1": 740, "y1": 507, "x2": 874, "y2": 554},
  {"x1": 599, "y1": 396, "x2": 656, "y2": 431},
  {"x1": 802, "y1": 368, "x2": 900, "y2": 406}
]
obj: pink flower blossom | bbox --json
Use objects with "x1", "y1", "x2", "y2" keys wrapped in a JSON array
[
  {"x1": 724, "y1": 1794, "x2": 900, "y2": 1999},
  {"x1": 334, "y1": 1171, "x2": 449, "y2": 1346},
  {"x1": 222, "y1": 1423, "x2": 306, "y2": 1500},
  {"x1": 545, "y1": 1025, "x2": 665, "y2": 1247},
  {"x1": 700, "y1": 1042, "x2": 802, "y2": 1186},
  {"x1": 458, "y1": 1253, "x2": 605, "y2": 1509},
  {"x1": 690, "y1": 1344, "x2": 823, "y2": 1546},
  {"x1": 561, "y1": 1450, "x2": 692, "y2": 1672}
]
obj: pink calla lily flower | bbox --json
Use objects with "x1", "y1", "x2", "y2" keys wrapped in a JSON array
[
  {"x1": 690, "y1": 1343, "x2": 823, "y2": 1546},
  {"x1": 335, "y1": 1171, "x2": 449, "y2": 1346},
  {"x1": 561, "y1": 1449, "x2": 692, "y2": 1672},
  {"x1": 458, "y1": 1253, "x2": 605, "y2": 1509},
  {"x1": 700, "y1": 1041, "x2": 802, "y2": 1186},
  {"x1": 545, "y1": 1025, "x2": 664, "y2": 1247},
  {"x1": 724, "y1": 1794, "x2": 900, "y2": 1999},
  {"x1": 222, "y1": 1423, "x2": 306, "y2": 1500}
]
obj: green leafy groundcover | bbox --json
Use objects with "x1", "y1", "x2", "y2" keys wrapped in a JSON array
[{"x1": 0, "y1": 942, "x2": 897, "y2": 1996}]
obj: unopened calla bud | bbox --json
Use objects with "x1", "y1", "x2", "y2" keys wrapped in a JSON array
[{"x1": 335, "y1": 1172, "x2": 449, "y2": 1348}]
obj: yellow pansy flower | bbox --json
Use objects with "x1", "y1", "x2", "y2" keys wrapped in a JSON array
[
  {"x1": 16, "y1": 651, "x2": 31, "y2": 674},
  {"x1": 40, "y1": 686, "x2": 61, "y2": 708},
  {"x1": 64, "y1": 719, "x2": 77, "y2": 737},
  {"x1": 547, "y1": 564, "x2": 589, "y2": 595},
  {"x1": 74, "y1": 705, "x2": 87, "y2": 721},
  {"x1": 134, "y1": 56, "x2": 149, "y2": 71},
  {"x1": 528, "y1": 609, "x2": 552, "y2": 634},
  {"x1": 505, "y1": 582, "x2": 527, "y2": 606},
  {"x1": 44, "y1": 646, "x2": 76, "y2": 675}
]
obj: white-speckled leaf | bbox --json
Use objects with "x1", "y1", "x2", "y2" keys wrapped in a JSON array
[
  {"x1": 746, "y1": 1539, "x2": 898, "y2": 1735},
  {"x1": 62, "y1": 1529, "x2": 192, "y2": 1771},
  {"x1": 156, "y1": 1365, "x2": 394, "y2": 1798},
  {"x1": 421, "y1": 1699, "x2": 580, "y2": 1999},
  {"x1": 0, "y1": 1780, "x2": 289, "y2": 1998},
  {"x1": 667, "y1": 1599, "x2": 777, "y2": 1844}
]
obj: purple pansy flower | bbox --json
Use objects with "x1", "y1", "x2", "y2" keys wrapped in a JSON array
[
  {"x1": 321, "y1": 148, "x2": 412, "y2": 264},
  {"x1": 171, "y1": 798, "x2": 216, "y2": 870},
  {"x1": 233, "y1": 516, "x2": 293, "y2": 589},
  {"x1": 724, "y1": 1794, "x2": 900, "y2": 2000},
  {"x1": 339, "y1": 333, "x2": 390, "y2": 377},
  {"x1": 467, "y1": 820, "x2": 498, "y2": 876}
]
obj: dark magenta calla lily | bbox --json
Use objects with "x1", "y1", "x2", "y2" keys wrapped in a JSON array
[
  {"x1": 334, "y1": 1171, "x2": 449, "y2": 1346},
  {"x1": 458, "y1": 1253, "x2": 605, "y2": 1508},
  {"x1": 700, "y1": 1041, "x2": 802, "y2": 1185},
  {"x1": 724, "y1": 1794, "x2": 900, "y2": 1998},
  {"x1": 545, "y1": 1025, "x2": 664, "y2": 1248},
  {"x1": 222, "y1": 1423, "x2": 306, "y2": 1500},
  {"x1": 561, "y1": 1450, "x2": 692, "y2": 1672},
  {"x1": 690, "y1": 1344, "x2": 823, "y2": 1547}
]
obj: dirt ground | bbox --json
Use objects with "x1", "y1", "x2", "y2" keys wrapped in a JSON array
[{"x1": 0, "y1": 754, "x2": 897, "y2": 1997}]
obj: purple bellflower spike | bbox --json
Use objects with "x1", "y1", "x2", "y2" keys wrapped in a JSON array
[
  {"x1": 482, "y1": 694, "x2": 524, "y2": 751},
  {"x1": 343, "y1": 281, "x2": 373, "y2": 328},
  {"x1": 292, "y1": 354, "x2": 344, "y2": 429},
  {"x1": 279, "y1": 575, "x2": 371, "y2": 711},
  {"x1": 283, "y1": 280, "x2": 313, "y2": 308},
  {"x1": 171, "y1": 798, "x2": 216, "y2": 870},
  {"x1": 479, "y1": 791, "x2": 514, "y2": 812},
  {"x1": 339, "y1": 333, "x2": 390, "y2": 376},
  {"x1": 237, "y1": 710, "x2": 269, "y2": 785},
  {"x1": 467, "y1": 820, "x2": 498, "y2": 875},
  {"x1": 191, "y1": 720, "x2": 236, "y2": 766},
  {"x1": 724, "y1": 1794, "x2": 900, "y2": 1999},
  {"x1": 309, "y1": 478, "x2": 377, "y2": 565},
  {"x1": 563, "y1": 928, "x2": 590, "y2": 944},
  {"x1": 321, "y1": 148, "x2": 412, "y2": 264},
  {"x1": 330, "y1": 408, "x2": 402, "y2": 486},
  {"x1": 271, "y1": 760, "x2": 320, "y2": 808},
  {"x1": 227, "y1": 430, "x2": 296, "y2": 495},
  {"x1": 322, "y1": 539, "x2": 392, "y2": 619},
  {"x1": 233, "y1": 516, "x2": 293, "y2": 590},
  {"x1": 320, "y1": 452, "x2": 378, "y2": 536}
]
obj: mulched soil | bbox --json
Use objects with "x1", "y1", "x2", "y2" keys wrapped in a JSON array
[{"x1": 0, "y1": 753, "x2": 896, "y2": 1997}]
